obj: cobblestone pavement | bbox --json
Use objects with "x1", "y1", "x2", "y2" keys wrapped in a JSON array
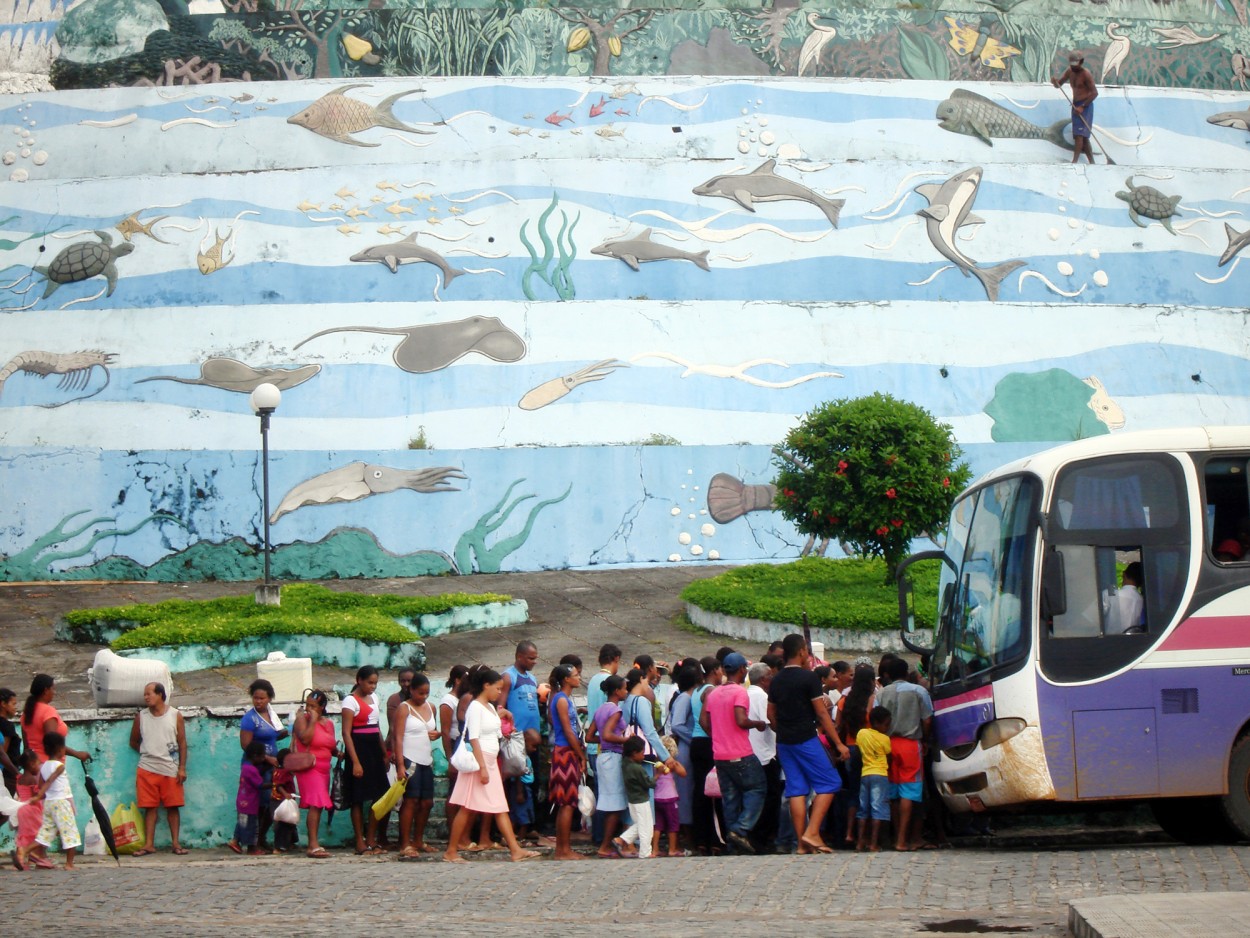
[{"x1": 6, "y1": 843, "x2": 1250, "y2": 936}]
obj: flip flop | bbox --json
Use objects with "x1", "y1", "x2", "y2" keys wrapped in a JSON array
[
  {"x1": 11, "y1": 850, "x2": 26, "y2": 871},
  {"x1": 511, "y1": 850, "x2": 541, "y2": 862},
  {"x1": 226, "y1": 841, "x2": 243, "y2": 855},
  {"x1": 307, "y1": 848, "x2": 331, "y2": 859},
  {"x1": 442, "y1": 855, "x2": 468, "y2": 864},
  {"x1": 32, "y1": 856, "x2": 55, "y2": 870},
  {"x1": 132, "y1": 847, "x2": 157, "y2": 857},
  {"x1": 171, "y1": 846, "x2": 189, "y2": 856}
]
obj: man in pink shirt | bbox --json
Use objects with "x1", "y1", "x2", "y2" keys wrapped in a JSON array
[{"x1": 699, "y1": 652, "x2": 768, "y2": 853}]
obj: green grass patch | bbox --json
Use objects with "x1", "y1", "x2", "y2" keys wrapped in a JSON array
[
  {"x1": 680, "y1": 557, "x2": 940, "y2": 632},
  {"x1": 63, "y1": 584, "x2": 512, "y2": 650}
]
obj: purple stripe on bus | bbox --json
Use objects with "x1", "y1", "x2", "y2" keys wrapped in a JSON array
[{"x1": 935, "y1": 697, "x2": 995, "y2": 750}]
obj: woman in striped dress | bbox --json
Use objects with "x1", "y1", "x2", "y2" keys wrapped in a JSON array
[{"x1": 547, "y1": 664, "x2": 587, "y2": 861}]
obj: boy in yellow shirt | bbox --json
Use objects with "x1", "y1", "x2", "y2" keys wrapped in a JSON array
[{"x1": 856, "y1": 706, "x2": 893, "y2": 852}]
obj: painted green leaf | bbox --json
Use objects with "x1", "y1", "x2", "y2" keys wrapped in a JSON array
[{"x1": 898, "y1": 27, "x2": 949, "y2": 82}]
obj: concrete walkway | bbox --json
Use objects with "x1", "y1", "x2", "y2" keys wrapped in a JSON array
[{"x1": 1070, "y1": 892, "x2": 1250, "y2": 937}]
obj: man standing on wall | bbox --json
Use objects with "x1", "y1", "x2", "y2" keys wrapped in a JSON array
[
  {"x1": 1053, "y1": 51, "x2": 1099, "y2": 164},
  {"x1": 129, "y1": 682, "x2": 188, "y2": 855}
]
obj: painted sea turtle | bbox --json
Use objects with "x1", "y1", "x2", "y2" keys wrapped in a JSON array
[
  {"x1": 34, "y1": 230, "x2": 135, "y2": 298},
  {"x1": 1115, "y1": 176, "x2": 1182, "y2": 234}
]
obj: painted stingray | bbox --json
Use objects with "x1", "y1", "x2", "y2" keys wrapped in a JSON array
[
  {"x1": 271, "y1": 462, "x2": 467, "y2": 523},
  {"x1": 293, "y1": 316, "x2": 526, "y2": 374},
  {"x1": 135, "y1": 358, "x2": 322, "y2": 393}
]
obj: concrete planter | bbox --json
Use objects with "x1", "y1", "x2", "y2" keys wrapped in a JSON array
[
  {"x1": 685, "y1": 602, "x2": 933, "y2": 654},
  {"x1": 114, "y1": 634, "x2": 428, "y2": 672}
]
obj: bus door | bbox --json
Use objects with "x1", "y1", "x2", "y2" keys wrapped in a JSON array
[{"x1": 1038, "y1": 454, "x2": 1190, "y2": 800}]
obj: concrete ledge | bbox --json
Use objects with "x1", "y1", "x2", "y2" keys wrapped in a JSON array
[
  {"x1": 115, "y1": 634, "x2": 427, "y2": 672},
  {"x1": 1069, "y1": 892, "x2": 1250, "y2": 937},
  {"x1": 685, "y1": 602, "x2": 933, "y2": 654},
  {"x1": 395, "y1": 598, "x2": 529, "y2": 637}
]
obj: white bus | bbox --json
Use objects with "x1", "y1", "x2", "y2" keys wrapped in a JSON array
[{"x1": 896, "y1": 427, "x2": 1250, "y2": 841}]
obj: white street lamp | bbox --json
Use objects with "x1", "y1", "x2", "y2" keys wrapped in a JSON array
[{"x1": 249, "y1": 382, "x2": 282, "y2": 605}]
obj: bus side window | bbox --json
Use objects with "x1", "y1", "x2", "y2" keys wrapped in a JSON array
[
  {"x1": 1048, "y1": 546, "x2": 1143, "y2": 637},
  {"x1": 1203, "y1": 458, "x2": 1250, "y2": 563}
]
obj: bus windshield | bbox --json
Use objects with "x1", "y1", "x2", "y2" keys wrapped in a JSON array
[{"x1": 930, "y1": 475, "x2": 1038, "y2": 686}]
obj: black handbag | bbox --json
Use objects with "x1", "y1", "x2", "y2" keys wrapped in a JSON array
[{"x1": 330, "y1": 755, "x2": 350, "y2": 811}]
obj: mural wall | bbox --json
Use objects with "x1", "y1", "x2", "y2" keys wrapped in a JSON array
[{"x1": 2, "y1": 3, "x2": 1250, "y2": 580}]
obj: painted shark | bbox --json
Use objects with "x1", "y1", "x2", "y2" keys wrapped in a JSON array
[
  {"x1": 1220, "y1": 223, "x2": 1250, "y2": 266},
  {"x1": 692, "y1": 159, "x2": 844, "y2": 227},
  {"x1": 349, "y1": 233, "x2": 465, "y2": 286},
  {"x1": 1207, "y1": 106, "x2": 1250, "y2": 132},
  {"x1": 591, "y1": 228, "x2": 710, "y2": 271},
  {"x1": 914, "y1": 166, "x2": 1025, "y2": 302}
]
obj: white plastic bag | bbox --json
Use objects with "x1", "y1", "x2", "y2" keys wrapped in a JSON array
[
  {"x1": 578, "y1": 781, "x2": 596, "y2": 819},
  {"x1": 450, "y1": 734, "x2": 479, "y2": 774},
  {"x1": 274, "y1": 797, "x2": 300, "y2": 825},
  {"x1": 83, "y1": 817, "x2": 106, "y2": 856}
]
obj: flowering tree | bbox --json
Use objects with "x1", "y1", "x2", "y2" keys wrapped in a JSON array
[{"x1": 772, "y1": 393, "x2": 971, "y2": 580}]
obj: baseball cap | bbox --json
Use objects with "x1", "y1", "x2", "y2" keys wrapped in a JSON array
[{"x1": 723, "y1": 652, "x2": 749, "y2": 674}]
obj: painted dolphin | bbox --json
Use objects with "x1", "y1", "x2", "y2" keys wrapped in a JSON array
[
  {"x1": 1207, "y1": 107, "x2": 1250, "y2": 132},
  {"x1": 590, "y1": 229, "x2": 710, "y2": 271},
  {"x1": 692, "y1": 159, "x2": 844, "y2": 227},
  {"x1": 914, "y1": 167, "x2": 1025, "y2": 302},
  {"x1": 350, "y1": 233, "x2": 465, "y2": 287},
  {"x1": 1220, "y1": 223, "x2": 1250, "y2": 266},
  {"x1": 135, "y1": 358, "x2": 321, "y2": 393},
  {"x1": 271, "y1": 462, "x2": 467, "y2": 523},
  {"x1": 293, "y1": 316, "x2": 526, "y2": 374}
]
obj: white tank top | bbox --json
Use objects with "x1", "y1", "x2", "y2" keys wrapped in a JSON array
[
  {"x1": 401, "y1": 701, "x2": 436, "y2": 767},
  {"x1": 439, "y1": 691, "x2": 461, "y2": 741}
]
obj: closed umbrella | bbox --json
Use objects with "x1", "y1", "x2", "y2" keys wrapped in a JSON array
[{"x1": 82, "y1": 770, "x2": 121, "y2": 865}]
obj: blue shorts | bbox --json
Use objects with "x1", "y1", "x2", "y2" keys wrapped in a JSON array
[
  {"x1": 777, "y1": 737, "x2": 841, "y2": 798},
  {"x1": 858, "y1": 775, "x2": 890, "y2": 821},
  {"x1": 1072, "y1": 100, "x2": 1093, "y2": 138},
  {"x1": 890, "y1": 780, "x2": 924, "y2": 803},
  {"x1": 403, "y1": 760, "x2": 434, "y2": 800}
]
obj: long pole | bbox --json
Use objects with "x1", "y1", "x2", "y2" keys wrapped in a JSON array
[{"x1": 260, "y1": 410, "x2": 272, "y2": 587}]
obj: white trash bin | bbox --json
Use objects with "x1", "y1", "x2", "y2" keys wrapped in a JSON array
[
  {"x1": 256, "y1": 651, "x2": 313, "y2": 703},
  {"x1": 89, "y1": 648, "x2": 173, "y2": 708}
]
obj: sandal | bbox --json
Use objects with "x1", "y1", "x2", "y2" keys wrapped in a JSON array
[
  {"x1": 226, "y1": 841, "x2": 243, "y2": 855},
  {"x1": 511, "y1": 850, "x2": 541, "y2": 862},
  {"x1": 32, "y1": 856, "x2": 55, "y2": 870},
  {"x1": 11, "y1": 850, "x2": 26, "y2": 871},
  {"x1": 132, "y1": 847, "x2": 157, "y2": 857},
  {"x1": 307, "y1": 848, "x2": 331, "y2": 859},
  {"x1": 171, "y1": 846, "x2": 189, "y2": 856}
]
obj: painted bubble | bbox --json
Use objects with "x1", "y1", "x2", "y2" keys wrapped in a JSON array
[
  {"x1": 688, "y1": 513, "x2": 696, "y2": 520},
  {"x1": 668, "y1": 553, "x2": 681, "y2": 562},
  {"x1": 1089, "y1": 249, "x2": 1101, "y2": 260},
  {"x1": 1093, "y1": 270, "x2": 1109, "y2": 287},
  {"x1": 9, "y1": 168, "x2": 28, "y2": 182},
  {"x1": 758, "y1": 117, "x2": 769, "y2": 127},
  {"x1": 1058, "y1": 205, "x2": 1067, "y2": 213},
  {"x1": 739, "y1": 128, "x2": 748, "y2": 138},
  {"x1": 678, "y1": 532, "x2": 692, "y2": 545},
  {"x1": 670, "y1": 507, "x2": 681, "y2": 516},
  {"x1": 777, "y1": 143, "x2": 802, "y2": 160},
  {"x1": 32, "y1": 151, "x2": 47, "y2": 166},
  {"x1": 760, "y1": 130, "x2": 776, "y2": 146},
  {"x1": 741, "y1": 108, "x2": 749, "y2": 116},
  {"x1": 1067, "y1": 219, "x2": 1080, "y2": 229},
  {"x1": 700, "y1": 523, "x2": 715, "y2": 537},
  {"x1": 1057, "y1": 261, "x2": 1074, "y2": 276},
  {"x1": 758, "y1": 146, "x2": 769, "y2": 157},
  {"x1": 708, "y1": 550, "x2": 720, "y2": 561},
  {"x1": 690, "y1": 545, "x2": 704, "y2": 556},
  {"x1": 1048, "y1": 228, "x2": 1060, "y2": 241},
  {"x1": 2, "y1": 151, "x2": 14, "y2": 165},
  {"x1": 19, "y1": 148, "x2": 29, "y2": 158}
]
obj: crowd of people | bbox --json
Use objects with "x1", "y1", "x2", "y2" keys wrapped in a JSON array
[{"x1": 0, "y1": 634, "x2": 944, "y2": 867}]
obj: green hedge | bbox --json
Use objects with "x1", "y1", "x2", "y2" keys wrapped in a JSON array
[
  {"x1": 680, "y1": 557, "x2": 940, "y2": 632},
  {"x1": 61, "y1": 584, "x2": 511, "y2": 650}
]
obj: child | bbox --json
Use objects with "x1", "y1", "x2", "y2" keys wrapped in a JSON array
[
  {"x1": 856, "y1": 706, "x2": 893, "y2": 853},
  {"x1": 653, "y1": 735, "x2": 688, "y2": 857},
  {"x1": 228, "y1": 740, "x2": 269, "y2": 856},
  {"x1": 271, "y1": 749, "x2": 299, "y2": 854},
  {"x1": 27, "y1": 732, "x2": 81, "y2": 870},
  {"x1": 508, "y1": 751, "x2": 536, "y2": 843},
  {"x1": 11, "y1": 750, "x2": 42, "y2": 870},
  {"x1": 615, "y1": 735, "x2": 669, "y2": 859}
]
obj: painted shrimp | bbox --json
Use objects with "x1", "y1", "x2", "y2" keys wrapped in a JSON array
[{"x1": 0, "y1": 349, "x2": 118, "y2": 407}]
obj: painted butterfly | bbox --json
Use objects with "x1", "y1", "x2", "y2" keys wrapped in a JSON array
[{"x1": 944, "y1": 17, "x2": 1022, "y2": 70}]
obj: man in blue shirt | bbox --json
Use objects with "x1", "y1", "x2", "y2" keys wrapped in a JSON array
[{"x1": 500, "y1": 641, "x2": 541, "y2": 833}]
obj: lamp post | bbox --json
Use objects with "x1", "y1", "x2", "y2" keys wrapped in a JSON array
[{"x1": 249, "y1": 382, "x2": 282, "y2": 606}]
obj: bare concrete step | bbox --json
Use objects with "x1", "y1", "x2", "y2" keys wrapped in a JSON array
[{"x1": 1069, "y1": 892, "x2": 1250, "y2": 937}]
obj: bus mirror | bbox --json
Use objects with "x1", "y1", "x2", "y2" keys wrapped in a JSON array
[{"x1": 1042, "y1": 548, "x2": 1067, "y2": 619}]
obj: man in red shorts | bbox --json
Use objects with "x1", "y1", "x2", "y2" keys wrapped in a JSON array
[
  {"x1": 129, "y1": 682, "x2": 188, "y2": 855},
  {"x1": 878, "y1": 657, "x2": 933, "y2": 851}
]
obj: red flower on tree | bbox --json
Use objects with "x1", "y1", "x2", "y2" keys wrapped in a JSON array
[
  {"x1": 885, "y1": 488, "x2": 897, "y2": 499},
  {"x1": 891, "y1": 519, "x2": 904, "y2": 528},
  {"x1": 876, "y1": 525, "x2": 890, "y2": 536},
  {"x1": 942, "y1": 477, "x2": 951, "y2": 488}
]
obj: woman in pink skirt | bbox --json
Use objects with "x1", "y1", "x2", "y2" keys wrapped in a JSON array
[
  {"x1": 442, "y1": 668, "x2": 540, "y2": 864},
  {"x1": 292, "y1": 689, "x2": 337, "y2": 858}
]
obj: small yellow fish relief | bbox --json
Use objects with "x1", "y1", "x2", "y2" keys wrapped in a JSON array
[{"x1": 944, "y1": 17, "x2": 1020, "y2": 70}]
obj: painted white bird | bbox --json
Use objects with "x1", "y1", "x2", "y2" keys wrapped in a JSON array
[
  {"x1": 1233, "y1": 51, "x2": 1250, "y2": 91},
  {"x1": 798, "y1": 13, "x2": 837, "y2": 77},
  {"x1": 1102, "y1": 22, "x2": 1131, "y2": 82}
]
